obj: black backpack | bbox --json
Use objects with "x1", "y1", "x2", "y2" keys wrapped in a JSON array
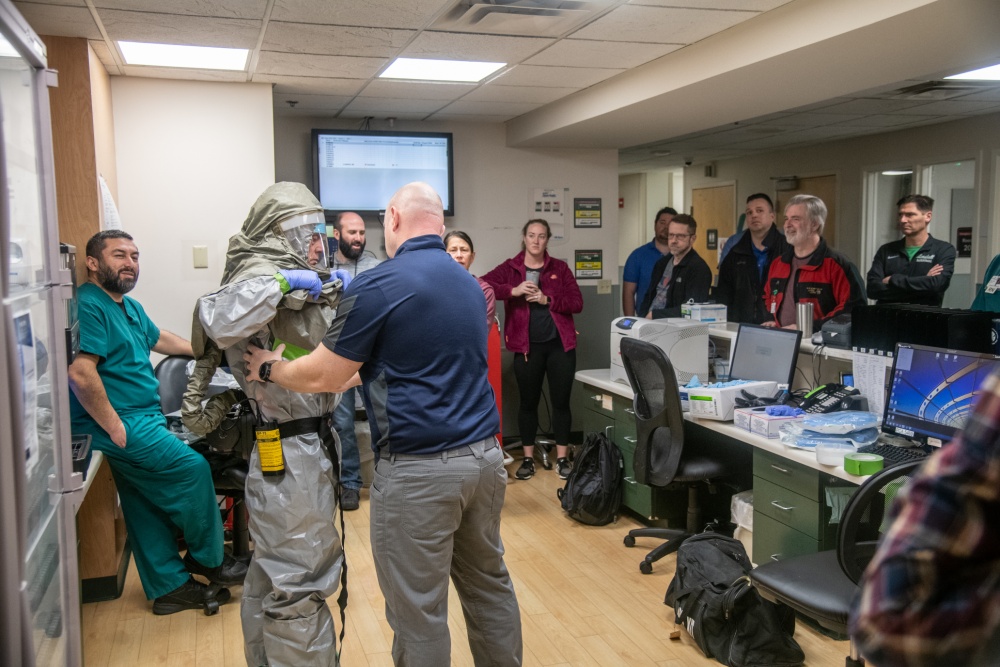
[
  {"x1": 556, "y1": 431, "x2": 623, "y2": 526},
  {"x1": 665, "y1": 533, "x2": 804, "y2": 667}
]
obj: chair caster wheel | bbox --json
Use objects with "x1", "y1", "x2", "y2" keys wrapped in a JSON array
[
  {"x1": 203, "y1": 599, "x2": 220, "y2": 615},
  {"x1": 624, "y1": 535, "x2": 636, "y2": 548},
  {"x1": 640, "y1": 561, "x2": 653, "y2": 575}
]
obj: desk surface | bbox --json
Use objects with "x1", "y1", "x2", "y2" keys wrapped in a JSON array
[{"x1": 576, "y1": 368, "x2": 868, "y2": 484}]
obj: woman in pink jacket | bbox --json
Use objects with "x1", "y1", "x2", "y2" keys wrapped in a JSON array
[{"x1": 483, "y1": 219, "x2": 584, "y2": 482}]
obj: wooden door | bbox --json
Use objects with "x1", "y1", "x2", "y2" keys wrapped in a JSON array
[
  {"x1": 776, "y1": 175, "x2": 838, "y2": 247},
  {"x1": 691, "y1": 184, "x2": 736, "y2": 278}
]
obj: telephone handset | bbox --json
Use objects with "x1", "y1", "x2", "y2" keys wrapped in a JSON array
[{"x1": 799, "y1": 383, "x2": 862, "y2": 413}]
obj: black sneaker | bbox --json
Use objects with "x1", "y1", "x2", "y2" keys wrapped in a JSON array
[
  {"x1": 153, "y1": 578, "x2": 231, "y2": 615},
  {"x1": 557, "y1": 457, "x2": 572, "y2": 480},
  {"x1": 341, "y1": 487, "x2": 360, "y2": 511},
  {"x1": 515, "y1": 457, "x2": 535, "y2": 480},
  {"x1": 183, "y1": 551, "x2": 248, "y2": 586}
]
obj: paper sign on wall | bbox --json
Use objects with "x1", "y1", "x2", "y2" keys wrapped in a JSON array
[{"x1": 529, "y1": 188, "x2": 566, "y2": 239}]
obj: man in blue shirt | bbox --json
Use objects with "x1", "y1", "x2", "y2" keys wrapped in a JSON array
[
  {"x1": 622, "y1": 206, "x2": 676, "y2": 315},
  {"x1": 244, "y1": 182, "x2": 522, "y2": 667}
]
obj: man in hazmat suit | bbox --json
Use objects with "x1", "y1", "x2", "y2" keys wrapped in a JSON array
[{"x1": 185, "y1": 182, "x2": 349, "y2": 666}]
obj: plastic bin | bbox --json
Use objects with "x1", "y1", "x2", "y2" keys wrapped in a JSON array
[{"x1": 731, "y1": 489, "x2": 754, "y2": 560}]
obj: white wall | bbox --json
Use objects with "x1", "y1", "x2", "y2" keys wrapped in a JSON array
[
  {"x1": 683, "y1": 110, "x2": 1000, "y2": 305},
  {"x1": 111, "y1": 78, "x2": 275, "y2": 338},
  {"x1": 274, "y1": 116, "x2": 619, "y2": 284}
]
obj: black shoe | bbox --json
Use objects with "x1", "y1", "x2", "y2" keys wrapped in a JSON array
[
  {"x1": 557, "y1": 457, "x2": 572, "y2": 480},
  {"x1": 153, "y1": 578, "x2": 231, "y2": 616},
  {"x1": 515, "y1": 457, "x2": 535, "y2": 480},
  {"x1": 342, "y1": 487, "x2": 360, "y2": 511},
  {"x1": 183, "y1": 551, "x2": 248, "y2": 586}
]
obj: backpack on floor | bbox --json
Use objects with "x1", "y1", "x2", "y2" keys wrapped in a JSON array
[
  {"x1": 556, "y1": 431, "x2": 623, "y2": 526},
  {"x1": 665, "y1": 533, "x2": 804, "y2": 667}
]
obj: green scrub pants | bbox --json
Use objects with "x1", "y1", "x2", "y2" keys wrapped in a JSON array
[{"x1": 86, "y1": 412, "x2": 224, "y2": 600}]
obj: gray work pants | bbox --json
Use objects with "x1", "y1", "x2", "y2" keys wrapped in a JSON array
[
  {"x1": 371, "y1": 439, "x2": 523, "y2": 667},
  {"x1": 241, "y1": 432, "x2": 343, "y2": 667}
]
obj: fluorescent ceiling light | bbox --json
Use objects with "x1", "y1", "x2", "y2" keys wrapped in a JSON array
[
  {"x1": 881, "y1": 170, "x2": 913, "y2": 176},
  {"x1": 0, "y1": 34, "x2": 19, "y2": 58},
  {"x1": 946, "y1": 63, "x2": 1000, "y2": 80},
  {"x1": 119, "y1": 41, "x2": 248, "y2": 70},
  {"x1": 380, "y1": 57, "x2": 505, "y2": 83}
]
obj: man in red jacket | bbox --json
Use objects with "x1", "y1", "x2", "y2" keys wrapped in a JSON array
[{"x1": 763, "y1": 195, "x2": 866, "y2": 331}]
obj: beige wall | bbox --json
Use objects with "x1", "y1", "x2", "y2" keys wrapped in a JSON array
[
  {"x1": 274, "y1": 116, "x2": 620, "y2": 282},
  {"x1": 111, "y1": 78, "x2": 275, "y2": 339},
  {"x1": 683, "y1": 110, "x2": 1000, "y2": 304}
]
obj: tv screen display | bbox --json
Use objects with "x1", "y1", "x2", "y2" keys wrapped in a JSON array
[{"x1": 312, "y1": 129, "x2": 454, "y2": 216}]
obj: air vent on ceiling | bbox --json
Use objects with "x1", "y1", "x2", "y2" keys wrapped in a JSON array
[
  {"x1": 890, "y1": 80, "x2": 999, "y2": 101},
  {"x1": 433, "y1": 1, "x2": 599, "y2": 37}
]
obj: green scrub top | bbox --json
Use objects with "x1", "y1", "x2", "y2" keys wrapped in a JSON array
[
  {"x1": 972, "y1": 254, "x2": 1000, "y2": 313},
  {"x1": 69, "y1": 282, "x2": 162, "y2": 426}
]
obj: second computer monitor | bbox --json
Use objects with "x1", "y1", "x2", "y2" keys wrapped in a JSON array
[{"x1": 729, "y1": 324, "x2": 802, "y2": 389}]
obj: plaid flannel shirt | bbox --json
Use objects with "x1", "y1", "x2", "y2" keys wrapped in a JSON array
[{"x1": 850, "y1": 370, "x2": 1000, "y2": 666}]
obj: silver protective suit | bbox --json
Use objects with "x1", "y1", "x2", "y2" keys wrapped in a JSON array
[{"x1": 192, "y1": 182, "x2": 344, "y2": 666}]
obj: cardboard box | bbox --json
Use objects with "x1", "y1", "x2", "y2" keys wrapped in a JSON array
[
  {"x1": 733, "y1": 407, "x2": 756, "y2": 432},
  {"x1": 750, "y1": 411, "x2": 804, "y2": 439},
  {"x1": 687, "y1": 303, "x2": 727, "y2": 323},
  {"x1": 680, "y1": 381, "x2": 778, "y2": 421}
]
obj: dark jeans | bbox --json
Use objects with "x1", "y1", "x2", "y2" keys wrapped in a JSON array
[{"x1": 511, "y1": 339, "x2": 576, "y2": 446}]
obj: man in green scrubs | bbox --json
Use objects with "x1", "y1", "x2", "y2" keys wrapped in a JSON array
[{"x1": 68, "y1": 230, "x2": 245, "y2": 614}]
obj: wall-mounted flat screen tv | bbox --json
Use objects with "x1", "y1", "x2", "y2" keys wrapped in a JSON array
[{"x1": 312, "y1": 129, "x2": 454, "y2": 217}]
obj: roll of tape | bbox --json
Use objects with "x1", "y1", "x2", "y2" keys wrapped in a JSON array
[{"x1": 844, "y1": 453, "x2": 883, "y2": 476}]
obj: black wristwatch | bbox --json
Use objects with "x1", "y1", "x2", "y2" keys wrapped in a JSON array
[{"x1": 258, "y1": 360, "x2": 276, "y2": 383}]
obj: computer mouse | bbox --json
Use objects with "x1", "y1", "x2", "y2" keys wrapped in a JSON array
[{"x1": 811, "y1": 332, "x2": 824, "y2": 345}]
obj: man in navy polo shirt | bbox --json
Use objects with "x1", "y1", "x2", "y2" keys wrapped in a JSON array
[
  {"x1": 243, "y1": 182, "x2": 522, "y2": 667},
  {"x1": 622, "y1": 206, "x2": 676, "y2": 315}
]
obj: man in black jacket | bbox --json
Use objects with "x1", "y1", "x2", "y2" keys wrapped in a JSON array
[
  {"x1": 867, "y1": 194, "x2": 955, "y2": 306},
  {"x1": 638, "y1": 214, "x2": 712, "y2": 318},
  {"x1": 714, "y1": 193, "x2": 789, "y2": 323}
]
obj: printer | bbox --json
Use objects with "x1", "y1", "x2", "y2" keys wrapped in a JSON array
[{"x1": 610, "y1": 317, "x2": 709, "y2": 385}]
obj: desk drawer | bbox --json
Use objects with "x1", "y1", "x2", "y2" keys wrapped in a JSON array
[
  {"x1": 753, "y1": 476, "x2": 823, "y2": 540},
  {"x1": 754, "y1": 449, "x2": 820, "y2": 501},
  {"x1": 752, "y1": 511, "x2": 822, "y2": 564}
]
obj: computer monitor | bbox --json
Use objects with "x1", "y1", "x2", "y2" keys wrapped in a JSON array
[
  {"x1": 729, "y1": 324, "x2": 802, "y2": 389},
  {"x1": 883, "y1": 342, "x2": 1000, "y2": 447}
]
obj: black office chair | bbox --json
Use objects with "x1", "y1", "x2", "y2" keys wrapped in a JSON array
[
  {"x1": 749, "y1": 460, "x2": 921, "y2": 667},
  {"x1": 620, "y1": 337, "x2": 741, "y2": 574},
  {"x1": 153, "y1": 355, "x2": 250, "y2": 558}
]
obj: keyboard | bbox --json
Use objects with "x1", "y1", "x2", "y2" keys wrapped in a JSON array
[{"x1": 856, "y1": 442, "x2": 928, "y2": 467}]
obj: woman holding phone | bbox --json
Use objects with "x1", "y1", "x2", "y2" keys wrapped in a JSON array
[{"x1": 483, "y1": 219, "x2": 583, "y2": 481}]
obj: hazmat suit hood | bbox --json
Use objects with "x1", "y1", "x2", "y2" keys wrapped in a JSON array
[{"x1": 183, "y1": 182, "x2": 343, "y2": 435}]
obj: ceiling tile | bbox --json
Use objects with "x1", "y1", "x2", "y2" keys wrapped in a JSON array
[
  {"x1": 14, "y1": 3, "x2": 102, "y2": 40},
  {"x1": 895, "y1": 99, "x2": 1000, "y2": 115},
  {"x1": 256, "y1": 52, "x2": 385, "y2": 79},
  {"x1": 437, "y1": 99, "x2": 541, "y2": 116},
  {"x1": 343, "y1": 96, "x2": 449, "y2": 115},
  {"x1": 88, "y1": 39, "x2": 119, "y2": 70},
  {"x1": 338, "y1": 109, "x2": 430, "y2": 121},
  {"x1": 757, "y1": 112, "x2": 866, "y2": 127},
  {"x1": 119, "y1": 65, "x2": 248, "y2": 82},
  {"x1": 828, "y1": 114, "x2": 940, "y2": 129},
  {"x1": 427, "y1": 113, "x2": 510, "y2": 124},
  {"x1": 631, "y1": 0, "x2": 789, "y2": 10},
  {"x1": 272, "y1": 93, "x2": 353, "y2": 112},
  {"x1": 818, "y1": 98, "x2": 936, "y2": 115},
  {"x1": 953, "y1": 88, "x2": 1000, "y2": 102},
  {"x1": 460, "y1": 84, "x2": 578, "y2": 104},
  {"x1": 258, "y1": 75, "x2": 367, "y2": 96},
  {"x1": 359, "y1": 79, "x2": 475, "y2": 100},
  {"x1": 529, "y1": 39, "x2": 679, "y2": 69},
  {"x1": 263, "y1": 23, "x2": 413, "y2": 57},
  {"x1": 93, "y1": 0, "x2": 267, "y2": 19},
  {"x1": 492, "y1": 64, "x2": 623, "y2": 88},
  {"x1": 571, "y1": 5, "x2": 753, "y2": 44},
  {"x1": 98, "y1": 9, "x2": 260, "y2": 48},
  {"x1": 270, "y1": 0, "x2": 452, "y2": 30},
  {"x1": 402, "y1": 31, "x2": 552, "y2": 64},
  {"x1": 785, "y1": 97, "x2": 853, "y2": 113}
]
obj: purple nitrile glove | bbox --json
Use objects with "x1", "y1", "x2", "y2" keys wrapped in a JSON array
[
  {"x1": 330, "y1": 269, "x2": 352, "y2": 291},
  {"x1": 278, "y1": 269, "x2": 322, "y2": 299}
]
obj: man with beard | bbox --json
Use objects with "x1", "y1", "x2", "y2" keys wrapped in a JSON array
[
  {"x1": 762, "y1": 194, "x2": 866, "y2": 330},
  {"x1": 329, "y1": 212, "x2": 380, "y2": 510},
  {"x1": 68, "y1": 230, "x2": 244, "y2": 615}
]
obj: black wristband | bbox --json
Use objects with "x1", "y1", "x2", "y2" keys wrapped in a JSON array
[{"x1": 259, "y1": 360, "x2": 275, "y2": 383}]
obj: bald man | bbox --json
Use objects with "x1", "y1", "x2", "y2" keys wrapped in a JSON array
[
  {"x1": 329, "y1": 211, "x2": 381, "y2": 510},
  {"x1": 245, "y1": 183, "x2": 522, "y2": 667}
]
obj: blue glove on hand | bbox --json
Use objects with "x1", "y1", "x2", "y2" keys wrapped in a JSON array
[
  {"x1": 331, "y1": 269, "x2": 352, "y2": 291},
  {"x1": 278, "y1": 269, "x2": 322, "y2": 299}
]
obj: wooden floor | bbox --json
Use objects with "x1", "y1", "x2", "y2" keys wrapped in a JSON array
[{"x1": 82, "y1": 461, "x2": 850, "y2": 666}]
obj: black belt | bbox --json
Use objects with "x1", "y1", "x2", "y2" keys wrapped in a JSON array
[{"x1": 276, "y1": 417, "x2": 323, "y2": 438}]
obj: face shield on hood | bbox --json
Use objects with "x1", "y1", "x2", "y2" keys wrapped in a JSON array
[{"x1": 277, "y1": 211, "x2": 328, "y2": 268}]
